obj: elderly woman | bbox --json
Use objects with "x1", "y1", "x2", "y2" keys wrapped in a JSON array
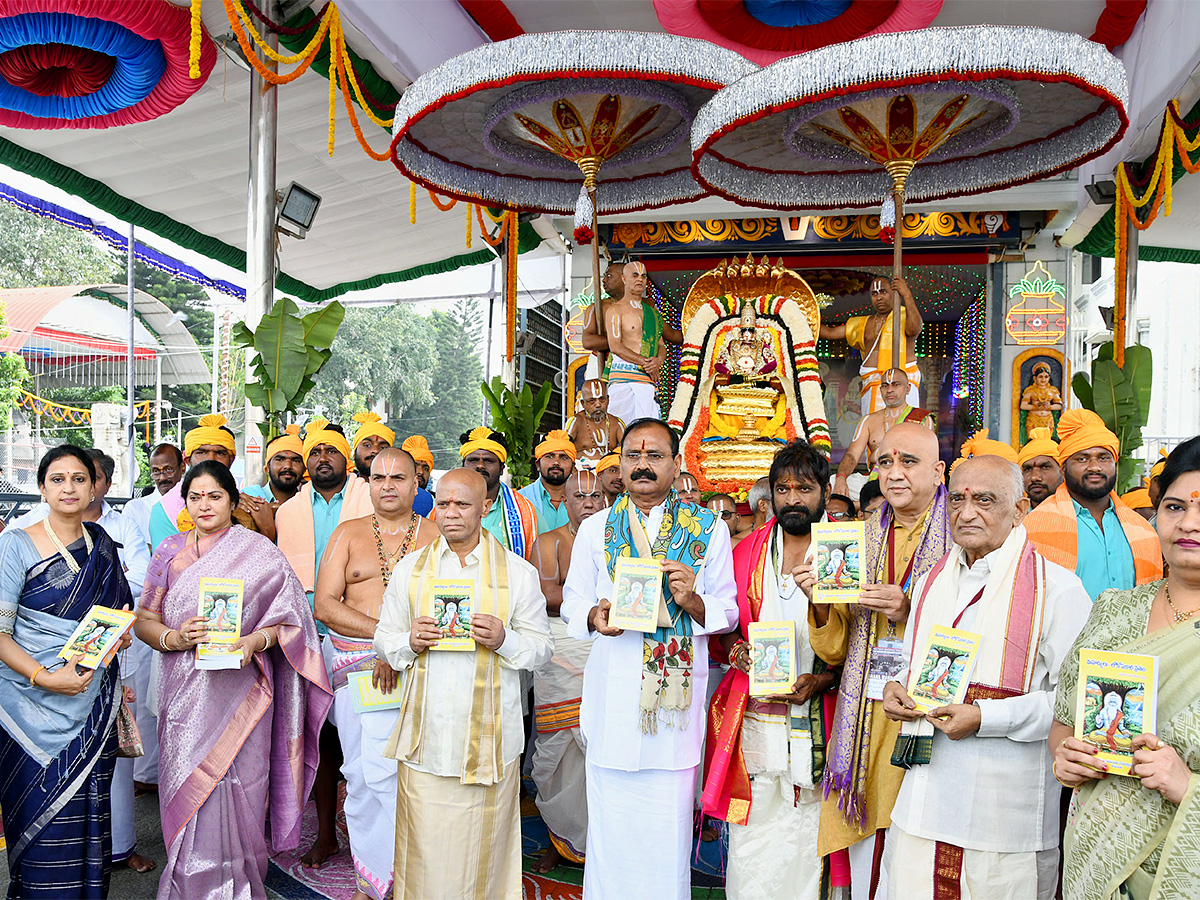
[
  {"x1": 1052, "y1": 435, "x2": 1200, "y2": 900},
  {"x1": 134, "y1": 460, "x2": 331, "y2": 900},
  {"x1": 0, "y1": 445, "x2": 133, "y2": 898}
]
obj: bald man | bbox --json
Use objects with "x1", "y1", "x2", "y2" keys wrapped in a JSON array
[
  {"x1": 567, "y1": 379, "x2": 626, "y2": 461},
  {"x1": 603, "y1": 262, "x2": 668, "y2": 422},
  {"x1": 810, "y1": 422, "x2": 952, "y2": 899},
  {"x1": 314, "y1": 448, "x2": 438, "y2": 900},
  {"x1": 374, "y1": 468, "x2": 552, "y2": 899},
  {"x1": 834, "y1": 368, "x2": 935, "y2": 498},
  {"x1": 530, "y1": 470, "x2": 606, "y2": 872}
]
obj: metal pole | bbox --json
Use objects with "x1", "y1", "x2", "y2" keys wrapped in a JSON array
[
  {"x1": 210, "y1": 305, "x2": 220, "y2": 414},
  {"x1": 177, "y1": 410, "x2": 183, "y2": 446},
  {"x1": 126, "y1": 224, "x2": 137, "y2": 496},
  {"x1": 560, "y1": 251, "x2": 568, "y2": 428},
  {"x1": 891, "y1": 189, "x2": 904, "y2": 367},
  {"x1": 154, "y1": 354, "x2": 162, "y2": 444},
  {"x1": 243, "y1": 0, "x2": 278, "y2": 485}
]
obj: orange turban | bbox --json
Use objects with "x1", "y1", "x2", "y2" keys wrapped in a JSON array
[
  {"x1": 1120, "y1": 488, "x2": 1152, "y2": 510},
  {"x1": 596, "y1": 453, "x2": 620, "y2": 474},
  {"x1": 302, "y1": 418, "x2": 352, "y2": 463},
  {"x1": 1150, "y1": 448, "x2": 1168, "y2": 480},
  {"x1": 352, "y1": 411, "x2": 394, "y2": 449},
  {"x1": 185, "y1": 413, "x2": 236, "y2": 459},
  {"x1": 401, "y1": 435, "x2": 435, "y2": 469},
  {"x1": 951, "y1": 428, "x2": 1019, "y2": 473},
  {"x1": 1056, "y1": 409, "x2": 1119, "y2": 464},
  {"x1": 459, "y1": 427, "x2": 507, "y2": 465},
  {"x1": 1017, "y1": 427, "x2": 1060, "y2": 468},
  {"x1": 264, "y1": 424, "x2": 303, "y2": 467},
  {"x1": 535, "y1": 429, "x2": 576, "y2": 461}
]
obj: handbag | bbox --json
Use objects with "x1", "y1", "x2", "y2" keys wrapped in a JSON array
[{"x1": 116, "y1": 683, "x2": 144, "y2": 758}]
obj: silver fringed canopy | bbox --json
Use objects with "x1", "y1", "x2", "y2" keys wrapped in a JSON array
[
  {"x1": 690, "y1": 26, "x2": 1129, "y2": 210},
  {"x1": 390, "y1": 30, "x2": 758, "y2": 215}
]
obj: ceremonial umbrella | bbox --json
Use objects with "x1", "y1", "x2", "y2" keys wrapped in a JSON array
[
  {"x1": 390, "y1": 30, "x2": 756, "y2": 350},
  {"x1": 691, "y1": 25, "x2": 1128, "y2": 364}
]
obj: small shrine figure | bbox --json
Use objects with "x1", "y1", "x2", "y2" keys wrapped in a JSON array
[
  {"x1": 1020, "y1": 362, "x2": 1063, "y2": 438},
  {"x1": 715, "y1": 303, "x2": 777, "y2": 380}
]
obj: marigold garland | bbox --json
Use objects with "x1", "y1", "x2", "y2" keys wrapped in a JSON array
[
  {"x1": 466, "y1": 202, "x2": 473, "y2": 249},
  {"x1": 1112, "y1": 99, "x2": 1200, "y2": 364},
  {"x1": 221, "y1": 0, "x2": 333, "y2": 84},
  {"x1": 505, "y1": 210, "x2": 518, "y2": 361},
  {"x1": 409, "y1": 181, "x2": 416, "y2": 224},
  {"x1": 427, "y1": 190, "x2": 457, "y2": 212},
  {"x1": 190, "y1": 0, "x2": 203, "y2": 79},
  {"x1": 474, "y1": 204, "x2": 508, "y2": 246}
]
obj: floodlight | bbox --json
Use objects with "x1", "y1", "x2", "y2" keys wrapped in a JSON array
[{"x1": 278, "y1": 182, "x2": 322, "y2": 237}]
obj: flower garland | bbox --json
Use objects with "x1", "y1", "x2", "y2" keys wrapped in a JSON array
[
  {"x1": 1112, "y1": 99, "x2": 1200, "y2": 364},
  {"x1": 505, "y1": 211, "x2": 518, "y2": 361}
]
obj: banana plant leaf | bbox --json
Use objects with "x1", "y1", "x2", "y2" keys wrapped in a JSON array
[
  {"x1": 1120, "y1": 344, "x2": 1153, "y2": 427},
  {"x1": 1071, "y1": 372, "x2": 1094, "y2": 411},
  {"x1": 1089, "y1": 360, "x2": 1137, "y2": 437}
]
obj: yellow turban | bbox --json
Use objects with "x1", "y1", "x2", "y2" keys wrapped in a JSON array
[
  {"x1": 596, "y1": 453, "x2": 620, "y2": 473},
  {"x1": 1150, "y1": 448, "x2": 1169, "y2": 480},
  {"x1": 352, "y1": 411, "x2": 394, "y2": 449},
  {"x1": 535, "y1": 429, "x2": 576, "y2": 461},
  {"x1": 185, "y1": 413, "x2": 236, "y2": 460},
  {"x1": 401, "y1": 435, "x2": 435, "y2": 469},
  {"x1": 1017, "y1": 427, "x2": 1060, "y2": 467},
  {"x1": 1056, "y1": 409, "x2": 1119, "y2": 464},
  {"x1": 264, "y1": 424, "x2": 303, "y2": 468},
  {"x1": 950, "y1": 428, "x2": 1019, "y2": 473},
  {"x1": 1120, "y1": 487, "x2": 1153, "y2": 510},
  {"x1": 459, "y1": 426, "x2": 507, "y2": 464},
  {"x1": 302, "y1": 418, "x2": 352, "y2": 463}
]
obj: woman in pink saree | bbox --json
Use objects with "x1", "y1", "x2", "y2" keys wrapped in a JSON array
[{"x1": 133, "y1": 461, "x2": 332, "y2": 900}]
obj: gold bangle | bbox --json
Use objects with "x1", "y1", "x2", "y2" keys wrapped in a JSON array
[
  {"x1": 29, "y1": 665, "x2": 46, "y2": 687},
  {"x1": 1052, "y1": 760, "x2": 1074, "y2": 789}
]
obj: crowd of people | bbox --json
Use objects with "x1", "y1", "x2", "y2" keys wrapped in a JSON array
[{"x1": 0, "y1": 378, "x2": 1196, "y2": 900}]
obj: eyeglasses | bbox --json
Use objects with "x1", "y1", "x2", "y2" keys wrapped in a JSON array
[
  {"x1": 715, "y1": 510, "x2": 735, "y2": 520},
  {"x1": 828, "y1": 510, "x2": 854, "y2": 520}
]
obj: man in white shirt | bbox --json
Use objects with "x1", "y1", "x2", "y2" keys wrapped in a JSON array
[
  {"x1": 561, "y1": 418, "x2": 737, "y2": 900},
  {"x1": 122, "y1": 442, "x2": 183, "y2": 549},
  {"x1": 374, "y1": 468, "x2": 552, "y2": 900},
  {"x1": 882, "y1": 454, "x2": 1091, "y2": 899}
]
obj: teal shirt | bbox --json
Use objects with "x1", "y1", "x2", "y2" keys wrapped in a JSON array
[
  {"x1": 482, "y1": 500, "x2": 512, "y2": 549},
  {"x1": 242, "y1": 484, "x2": 274, "y2": 502},
  {"x1": 518, "y1": 480, "x2": 569, "y2": 534},
  {"x1": 1073, "y1": 497, "x2": 1136, "y2": 600},
  {"x1": 307, "y1": 481, "x2": 349, "y2": 635}
]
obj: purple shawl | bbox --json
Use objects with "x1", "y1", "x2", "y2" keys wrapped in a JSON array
[
  {"x1": 820, "y1": 486, "x2": 951, "y2": 828},
  {"x1": 144, "y1": 526, "x2": 332, "y2": 853}
]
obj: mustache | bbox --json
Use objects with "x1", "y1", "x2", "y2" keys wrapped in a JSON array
[{"x1": 630, "y1": 468, "x2": 657, "y2": 482}]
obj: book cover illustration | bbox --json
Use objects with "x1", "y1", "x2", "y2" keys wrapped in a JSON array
[
  {"x1": 607, "y1": 556, "x2": 664, "y2": 633},
  {"x1": 428, "y1": 579, "x2": 475, "y2": 651},
  {"x1": 811, "y1": 521, "x2": 865, "y2": 603},
  {"x1": 59, "y1": 606, "x2": 136, "y2": 669},
  {"x1": 1074, "y1": 648, "x2": 1159, "y2": 777},
  {"x1": 195, "y1": 578, "x2": 245, "y2": 670},
  {"x1": 908, "y1": 625, "x2": 983, "y2": 714},
  {"x1": 347, "y1": 670, "x2": 404, "y2": 713},
  {"x1": 748, "y1": 620, "x2": 796, "y2": 697}
]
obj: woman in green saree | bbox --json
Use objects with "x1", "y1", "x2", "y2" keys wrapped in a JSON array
[{"x1": 1052, "y1": 435, "x2": 1200, "y2": 900}]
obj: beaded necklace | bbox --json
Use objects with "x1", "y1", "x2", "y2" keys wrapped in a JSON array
[{"x1": 373, "y1": 512, "x2": 419, "y2": 586}]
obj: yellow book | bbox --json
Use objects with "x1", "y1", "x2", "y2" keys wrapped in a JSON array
[
  {"x1": 811, "y1": 521, "x2": 865, "y2": 603},
  {"x1": 1074, "y1": 648, "x2": 1158, "y2": 777},
  {"x1": 608, "y1": 556, "x2": 664, "y2": 633},
  {"x1": 426, "y1": 578, "x2": 476, "y2": 651},
  {"x1": 347, "y1": 670, "x2": 405, "y2": 713},
  {"x1": 908, "y1": 624, "x2": 983, "y2": 714},
  {"x1": 59, "y1": 606, "x2": 136, "y2": 669},
  {"x1": 748, "y1": 620, "x2": 796, "y2": 697},
  {"x1": 195, "y1": 577, "x2": 244, "y2": 670}
]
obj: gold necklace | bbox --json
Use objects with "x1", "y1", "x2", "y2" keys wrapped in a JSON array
[
  {"x1": 43, "y1": 518, "x2": 92, "y2": 573},
  {"x1": 1164, "y1": 583, "x2": 1200, "y2": 624},
  {"x1": 373, "y1": 513, "x2": 419, "y2": 587}
]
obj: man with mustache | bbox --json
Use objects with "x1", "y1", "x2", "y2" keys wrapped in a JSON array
[
  {"x1": 122, "y1": 442, "x2": 183, "y2": 550},
  {"x1": 276, "y1": 418, "x2": 374, "y2": 867},
  {"x1": 519, "y1": 430, "x2": 577, "y2": 534},
  {"x1": 1023, "y1": 409, "x2": 1162, "y2": 599},
  {"x1": 809, "y1": 423, "x2": 952, "y2": 899},
  {"x1": 568, "y1": 379, "x2": 625, "y2": 462},
  {"x1": 239, "y1": 425, "x2": 306, "y2": 542},
  {"x1": 703, "y1": 440, "x2": 837, "y2": 899},
  {"x1": 1017, "y1": 427, "x2": 1063, "y2": 510},
  {"x1": 529, "y1": 469, "x2": 607, "y2": 873},
  {"x1": 596, "y1": 453, "x2": 623, "y2": 505},
  {"x1": 460, "y1": 426, "x2": 538, "y2": 559},
  {"x1": 562, "y1": 418, "x2": 737, "y2": 899},
  {"x1": 313, "y1": 448, "x2": 438, "y2": 900}
]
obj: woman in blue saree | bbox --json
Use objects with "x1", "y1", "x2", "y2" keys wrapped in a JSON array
[{"x1": 0, "y1": 445, "x2": 133, "y2": 899}]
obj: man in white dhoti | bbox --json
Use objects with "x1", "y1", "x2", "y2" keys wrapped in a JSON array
[
  {"x1": 702, "y1": 439, "x2": 837, "y2": 899},
  {"x1": 882, "y1": 454, "x2": 1091, "y2": 899},
  {"x1": 374, "y1": 468, "x2": 553, "y2": 900},
  {"x1": 562, "y1": 418, "x2": 737, "y2": 900},
  {"x1": 314, "y1": 448, "x2": 438, "y2": 900},
  {"x1": 530, "y1": 469, "x2": 607, "y2": 872}
]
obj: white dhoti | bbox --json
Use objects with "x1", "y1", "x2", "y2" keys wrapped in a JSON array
[
  {"x1": 325, "y1": 630, "x2": 399, "y2": 900},
  {"x1": 532, "y1": 616, "x2": 590, "y2": 860},
  {"x1": 393, "y1": 763, "x2": 522, "y2": 900},
  {"x1": 110, "y1": 755, "x2": 135, "y2": 862},
  {"x1": 584, "y1": 762, "x2": 695, "y2": 900},
  {"x1": 129, "y1": 636, "x2": 159, "y2": 785},
  {"x1": 885, "y1": 824, "x2": 1056, "y2": 900},
  {"x1": 727, "y1": 777, "x2": 821, "y2": 900},
  {"x1": 606, "y1": 357, "x2": 659, "y2": 423},
  {"x1": 859, "y1": 361, "x2": 921, "y2": 416}
]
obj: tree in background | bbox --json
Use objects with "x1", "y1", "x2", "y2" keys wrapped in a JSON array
[
  {"x1": 397, "y1": 298, "x2": 485, "y2": 470},
  {"x1": 307, "y1": 304, "x2": 437, "y2": 424},
  {"x1": 0, "y1": 204, "x2": 114, "y2": 288}
]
